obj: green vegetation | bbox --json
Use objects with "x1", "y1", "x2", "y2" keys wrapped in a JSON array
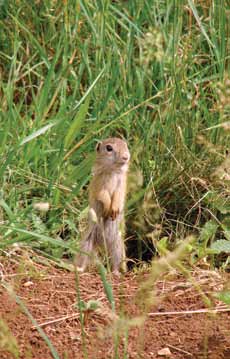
[
  {"x1": 0, "y1": 1, "x2": 230, "y2": 357},
  {"x1": 0, "y1": 0, "x2": 230, "y2": 347},
  {"x1": 0, "y1": 0, "x2": 229, "y2": 266}
]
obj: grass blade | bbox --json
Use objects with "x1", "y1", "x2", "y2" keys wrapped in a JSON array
[
  {"x1": 97, "y1": 263, "x2": 115, "y2": 312},
  {"x1": 0, "y1": 226, "x2": 71, "y2": 249},
  {"x1": 64, "y1": 97, "x2": 90, "y2": 149},
  {"x1": 2, "y1": 283, "x2": 60, "y2": 359},
  {"x1": 188, "y1": 0, "x2": 215, "y2": 49},
  {"x1": 73, "y1": 67, "x2": 105, "y2": 111},
  {"x1": 20, "y1": 121, "x2": 58, "y2": 146},
  {"x1": 10, "y1": 14, "x2": 50, "y2": 68}
]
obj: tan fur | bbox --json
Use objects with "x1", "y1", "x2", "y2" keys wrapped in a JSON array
[{"x1": 76, "y1": 137, "x2": 130, "y2": 274}]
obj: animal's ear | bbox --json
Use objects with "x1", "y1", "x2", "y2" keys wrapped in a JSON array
[{"x1": 96, "y1": 141, "x2": 101, "y2": 152}]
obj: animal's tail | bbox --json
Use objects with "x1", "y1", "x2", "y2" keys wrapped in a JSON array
[{"x1": 75, "y1": 224, "x2": 99, "y2": 272}]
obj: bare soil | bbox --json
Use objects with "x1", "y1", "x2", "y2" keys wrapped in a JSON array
[{"x1": 1, "y1": 254, "x2": 230, "y2": 359}]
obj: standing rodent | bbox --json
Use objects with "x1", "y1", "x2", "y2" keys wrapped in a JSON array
[{"x1": 75, "y1": 137, "x2": 130, "y2": 274}]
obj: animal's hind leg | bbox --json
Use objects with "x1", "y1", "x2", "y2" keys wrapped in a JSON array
[
  {"x1": 111, "y1": 231, "x2": 126, "y2": 274},
  {"x1": 104, "y1": 218, "x2": 126, "y2": 274}
]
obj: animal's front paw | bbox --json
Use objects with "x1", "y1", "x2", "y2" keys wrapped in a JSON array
[{"x1": 110, "y1": 207, "x2": 119, "y2": 221}]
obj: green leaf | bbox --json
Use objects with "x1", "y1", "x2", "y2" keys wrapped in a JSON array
[
  {"x1": 2, "y1": 283, "x2": 60, "y2": 359},
  {"x1": 214, "y1": 291, "x2": 230, "y2": 305},
  {"x1": 205, "y1": 192, "x2": 230, "y2": 214},
  {"x1": 156, "y1": 237, "x2": 169, "y2": 255},
  {"x1": 199, "y1": 220, "x2": 218, "y2": 246},
  {"x1": 77, "y1": 300, "x2": 87, "y2": 311},
  {"x1": 211, "y1": 240, "x2": 230, "y2": 253},
  {"x1": 20, "y1": 122, "x2": 58, "y2": 146},
  {"x1": 0, "y1": 198, "x2": 14, "y2": 221},
  {"x1": 0, "y1": 226, "x2": 71, "y2": 249},
  {"x1": 109, "y1": 4, "x2": 143, "y2": 35},
  {"x1": 36, "y1": 43, "x2": 63, "y2": 120},
  {"x1": 188, "y1": 0, "x2": 214, "y2": 49},
  {"x1": 216, "y1": 203, "x2": 230, "y2": 215},
  {"x1": 64, "y1": 97, "x2": 90, "y2": 149},
  {"x1": 97, "y1": 263, "x2": 115, "y2": 312},
  {"x1": 75, "y1": 299, "x2": 101, "y2": 312},
  {"x1": 86, "y1": 300, "x2": 101, "y2": 311},
  {"x1": 221, "y1": 219, "x2": 230, "y2": 240},
  {"x1": 73, "y1": 68, "x2": 105, "y2": 111}
]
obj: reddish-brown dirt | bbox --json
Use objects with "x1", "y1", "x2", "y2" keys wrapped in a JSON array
[{"x1": 0, "y1": 254, "x2": 230, "y2": 359}]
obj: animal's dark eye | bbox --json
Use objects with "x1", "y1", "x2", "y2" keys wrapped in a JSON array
[{"x1": 106, "y1": 145, "x2": 113, "y2": 152}]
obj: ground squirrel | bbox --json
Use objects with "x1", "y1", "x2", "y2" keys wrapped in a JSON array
[{"x1": 76, "y1": 137, "x2": 130, "y2": 274}]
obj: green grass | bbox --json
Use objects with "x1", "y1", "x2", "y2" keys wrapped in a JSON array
[
  {"x1": 0, "y1": 1, "x2": 230, "y2": 357},
  {"x1": 0, "y1": 0, "x2": 229, "y2": 261}
]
